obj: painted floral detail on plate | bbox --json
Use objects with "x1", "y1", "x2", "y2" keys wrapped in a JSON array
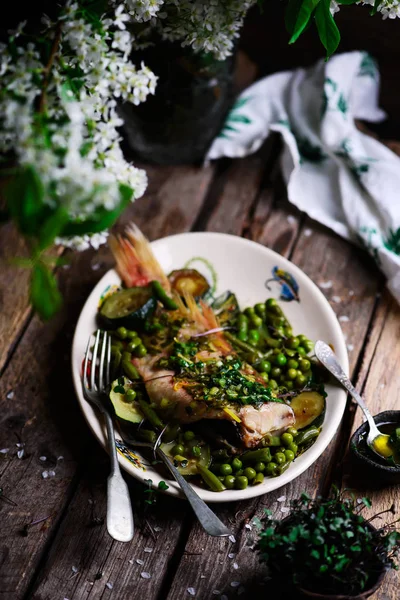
[
  {"x1": 116, "y1": 440, "x2": 145, "y2": 470},
  {"x1": 265, "y1": 267, "x2": 300, "y2": 302},
  {"x1": 98, "y1": 283, "x2": 121, "y2": 309}
]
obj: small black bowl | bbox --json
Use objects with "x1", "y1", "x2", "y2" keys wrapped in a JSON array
[{"x1": 350, "y1": 410, "x2": 400, "y2": 485}]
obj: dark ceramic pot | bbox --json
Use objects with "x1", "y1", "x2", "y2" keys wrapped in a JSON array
[
  {"x1": 350, "y1": 410, "x2": 400, "y2": 485},
  {"x1": 297, "y1": 569, "x2": 386, "y2": 600}
]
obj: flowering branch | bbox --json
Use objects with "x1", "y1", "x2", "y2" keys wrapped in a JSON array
[{"x1": 37, "y1": 23, "x2": 62, "y2": 114}]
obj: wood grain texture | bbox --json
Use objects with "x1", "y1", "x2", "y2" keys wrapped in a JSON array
[{"x1": 0, "y1": 164, "x2": 215, "y2": 600}]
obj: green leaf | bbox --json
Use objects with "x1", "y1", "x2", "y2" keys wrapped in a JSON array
[
  {"x1": 337, "y1": 0, "x2": 358, "y2": 4},
  {"x1": 286, "y1": 0, "x2": 321, "y2": 44},
  {"x1": 6, "y1": 165, "x2": 45, "y2": 235},
  {"x1": 315, "y1": 0, "x2": 341, "y2": 59},
  {"x1": 30, "y1": 262, "x2": 62, "y2": 321},
  {"x1": 370, "y1": 0, "x2": 383, "y2": 15},
  {"x1": 61, "y1": 183, "x2": 133, "y2": 237},
  {"x1": 38, "y1": 206, "x2": 70, "y2": 250},
  {"x1": 158, "y1": 480, "x2": 169, "y2": 491}
]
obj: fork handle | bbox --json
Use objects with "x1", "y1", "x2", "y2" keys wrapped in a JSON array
[{"x1": 104, "y1": 410, "x2": 134, "y2": 542}]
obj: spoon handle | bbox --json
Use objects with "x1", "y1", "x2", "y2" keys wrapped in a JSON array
[
  {"x1": 155, "y1": 448, "x2": 233, "y2": 537},
  {"x1": 314, "y1": 341, "x2": 379, "y2": 435}
]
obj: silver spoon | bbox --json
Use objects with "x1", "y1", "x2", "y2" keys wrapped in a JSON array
[
  {"x1": 119, "y1": 433, "x2": 232, "y2": 537},
  {"x1": 314, "y1": 340, "x2": 392, "y2": 460}
]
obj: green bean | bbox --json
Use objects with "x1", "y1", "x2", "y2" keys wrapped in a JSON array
[
  {"x1": 238, "y1": 331, "x2": 248, "y2": 342},
  {"x1": 248, "y1": 329, "x2": 260, "y2": 343},
  {"x1": 197, "y1": 464, "x2": 226, "y2": 492},
  {"x1": 225, "y1": 331, "x2": 263, "y2": 357},
  {"x1": 127, "y1": 339, "x2": 140, "y2": 352},
  {"x1": 263, "y1": 434, "x2": 281, "y2": 446},
  {"x1": 265, "y1": 336, "x2": 282, "y2": 348},
  {"x1": 295, "y1": 427, "x2": 320, "y2": 446},
  {"x1": 136, "y1": 429, "x2": 157, "y2": 444},
  {"x1": 162, "y1": 422, "x2": 181, "y2": 443},
  {"x1": 122, "y1": 358, "x2": 140, "y2": 380},
  {"x1": 137, "y1": 398, "x2": 164, "y2": 430},
  {"x1": 151, "y1": 280, "x2": 178, "y2": 310},
  {"x1": 277, "y1": 461, "x2": 291, "y2": 475},
  {"x1": 237, "y1": 314, "x2": 249, "y2": 334},
  {"x1": 111, "y1": 339, "x2": 124, "y2": 350},
  {"x1": 242, "y1": 447, "x2": 272, "y2": 464},
  {"x1": 253, "y1": 472, "x2": 265, "y2": 485},
  {"x1": 111, "y1": 348, "x2": 122, "y2": 375}
]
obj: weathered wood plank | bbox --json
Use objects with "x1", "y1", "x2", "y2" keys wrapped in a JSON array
[
  {"x1": 0, "y1": 165, "x2": 215, "y2": 600},
  {"x1": 166, "y1": 170, "x2": 383, "y2": 600}
]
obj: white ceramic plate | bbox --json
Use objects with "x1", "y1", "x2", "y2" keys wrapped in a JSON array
[{"x1": 72, "y1": 232, "x2": 348, "y2": 503}]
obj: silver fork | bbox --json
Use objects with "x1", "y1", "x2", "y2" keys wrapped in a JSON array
[
  {"x1": 82, "y1": 330, "x2": 134, "y2": 542},
  {"x1": 119, "y1": 433, "x2": 233, "y2": 537}
]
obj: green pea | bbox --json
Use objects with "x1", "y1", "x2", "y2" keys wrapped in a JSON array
[
  {"x1": 296, "y1": 373, "x2": 306, "y2": 387},
  {"x1": 274, "y1": 353, "x2": 287, "y2": 367},
  {"x1": 134, "y1": 344, "x2": 147, "y2": 357},
  {"x1": 125, "y1": 388, "x2": 137, "y2": 401},
  {"x1": 287, "y1": 368, "x2": 297, "y2": 380},
  {"x1": 126, "y1": 339, "x2": 140, "y2": 352},
  {"x1": 111, "y1": 340, "x2": 124, "y2": 351},
  {"x1": 243, "y1": 467, "x2": 256, "y2": 481},
  {"x1": 172, "y1": 444, "x2": 185, "y2": 456},
  {"x1": 284, "y1": 450, "x2": 295, "y2": 462},
  {"x1": 288, "y1": 442, "x2": 298, "y2": 454},
  {"x1": 253, "y1": 472, "x2": 265, "y2": 485},
  {"x1": 122, "y1": 359, "x2": 140, "y2": 380},
  {"x1": 287, "y1": 427, "x2": 298, "y2": 436},
  {"x1": 250, "y1": 315, "x2": 263, "y2": 328},
  {"x1": 235, "y1": 469, "x2": 244, "y2": 477},
  {"x1": 273, "y1": 348, "x2": 281, "y2": 354},
  {"x1": 231, "y1": 458, "x2": 243, "y2": 471},
  {"x1": 265, "y1": 337, "x2": 282, "y2": 348},
  {"x1": 265, "y1": 298, "x2": 278, "y2": 310},
  {"x1": 287, "y1": 336, "x2": 300, "y2": 349},
  {"x1": 284, "y1": 381, "x2": 294, "y2": 391},
  {"x1": 266, "y1": 462, "x2": 278, "y2": 475},
  {"x1": 269, "y1": 379, "x2": 278, "y2": 390},
  {"x1": 258, "y1": 360, "x2": 270, "y2": 373},
  {"x1": 287, "y1": 359, "x2": 299, "y2": 369},
  {"x1": 184, "y1": 430, "x2": 195, "y2": 441},
  {"x1": 284, "y1": 327, "x2": 293, "y2": 338},
  {"x1": 299, "y1": 358, "x2": 311, "y2": 373},
  {"x1": 234, "y1": 475, "x2": 249, "y2": 490},
  {"x1": 271, "y1": 366, "x2": 281, "y2": 378},
  {"x1": 274, "y1": 452, "x2": 286, "y2": 465},
  {"x1": 297, "y1": 346, "x2": 307, "y2": 356},
  {"x1": 192, "y1": 446, "x2": 201, "y2": 457},
  {"x1": 238, "y1": 331, "x2": 248, "y2": 342},
  {"x1": 244, "y1": 307, "x2": 255, "y2": 318},
  {"x1": 275, "y1": 327, "x2": 285, "y2": 338},
  {"x1": 117, "y1": 326, "x2": 128, "y2": 340},
  {"x1": 248, "y1": 329, "x2": 260, "y2": 342},
  {"x1": 297, "y1": 334, "x2": 308, "y2": 343},
  {"x1": 303, "y1": 340, "x2": 314, "y2": 353},
  {"x1": 281, "y1": 432, "x2": 294, "y2": 446},
  {"x1": 220, "y1": 463, "x2": 233, "y2": 476},
  {"x1": 218, "y1": 475, "x2": 226, "y2": 482},
  {"x1": 224, "y1": 475, "x2": 236, "y2": 489},
  {"x1": 254, "y1": 461, "x2": 265, "y2": 472},
  {"x1": 126, "y1": 330, "x2": 138, "y2": 339},
  {"x1": 260, "y1": 372, "x2": 269, "y2": 382},
  {"x1": 255, "y1": 303, "x2": 267, "y2": 317}
]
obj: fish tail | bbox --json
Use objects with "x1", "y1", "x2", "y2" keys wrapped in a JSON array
[{"x1": 109, "y1": 223, "x2": 171, "y2": 290}]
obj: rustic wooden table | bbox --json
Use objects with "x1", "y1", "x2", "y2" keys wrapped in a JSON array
[{"x1": 1, "y1": 136, "x2": 399, "y2": 600}]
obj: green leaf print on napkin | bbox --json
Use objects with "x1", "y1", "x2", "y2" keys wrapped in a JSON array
[
  {"x1": 218, "y1": 97, "x2": 252, "y2": 139},
  {"x1": 357, "y1": 226, "x2": 381, "y2": 266},
  {"x1": 337, "y1": 93, "x2": 348, "y2": 115},
  {"x1": 358, "y1": 53, "x2": 378, "y2": 80},
  {"x1": 334, "y1": 138, "x2": 376, "y2": 182},
  {"x1": 383, "y1": 228, "x2": 400, "y2": 255}
]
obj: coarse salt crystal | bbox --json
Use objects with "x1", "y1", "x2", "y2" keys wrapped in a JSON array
[
  {"x1": 277, "y1": 495, "x2": 286, "y2": 502},
  {"x1": 212, "y1": 591, "x2": 221, "y2": 595},
  {"x1": 16, "y1": 443, "x2": 23, "y2": 448},
  {"x1": 319, "y1": 281, "x2": 332, "y2": 289},
  {"x1": 287, "y1": 215, "x2": 296, "y2": 225},
  {"x1": 245, "y1": 523, "x2": 252, "y2": 530},
  {"x1": 154, "y1": 526, "x2": 162, "y2": 532},
  {"x1": 106, "y1": 582, "x2": 113, "y2": 590},
  {"x1": 304, "y1": 229, "x2": 312, "y2": 237},
  {"x1": 347, "y1": 344, "x2": 354, "y2": 352},
  {"x1": 128, "y1": 560, "x2": 133, "y2": 564},
  {"x1": 39, "y1": 456, "x2": 47, "y2": 462},
  {"x1": 57, "y1": 456, "x2": 64, "y2": 461},
  {"x1": 187, "y1": 588, "x2": 196, "y2": 596},
  {"x1": 200, "y1": 575, "x2": 206, "y2": 579},
  {"x1": 0, "y1": 448, "x2": 9, "y2": 454},
  {"x1": 72, "y1": 566, "x2": 78, "y2": 573},
  {"x1": 332, "y1": 296, "x2": 341, "y2": 303},
  {"x1": 136, "y1": 559, "x2": 144, "y2": 565},
  {"x1": 228, "y1": 535, "x2": 236, "y2": 544},
  {"x1": 91, "y1": 263, "x2": 100, "y2": 271},
  {"x1": 280, "y1": 506, "x2": 290, "y2": 513},
  {"x1": 48, "y1": 470, "x2": 56, "y2": 477},
  {"x1": 144, "y1": 547, "x2": 153, "y2": 553},
  {"x1": 140, "y1": 572, "x2": 151, "y2": 579},
  {"x1": 339, "y1": 315, "x2": 349, "y2": 322},
  {"x1": 228, "y1": 553, "x2": 235, "y2": 559},
  {"x1": 42, "y1": 470, "x2": 49, "y2": 479},
  {"x1": 233, "y1": 562, "x2": 239, "y2": 570},
  {"x1": 231, "y1": 581, "x2": 241, "y2": 587},
  {"x1": 6, "y1": 391, "x2": 14, "y2": 399},
  {"x1": 380, "y1": 383, "x2": 385, "y2": 389},
  {"x1": 349, "y1": 290, "x2": 354, "y2": 296}
]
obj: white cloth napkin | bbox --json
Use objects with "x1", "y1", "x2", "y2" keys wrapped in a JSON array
[{"x1": 206, "y1": 51, "x2": 400, "y2": 303}]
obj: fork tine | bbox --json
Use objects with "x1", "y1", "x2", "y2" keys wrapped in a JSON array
[
  {"x1": 106, "y1": 332, "x2": 111, "y2": 388},
  {"x1": 91, "y1": 330, "x2": 101, "y2": 390},
  {"x1": 98, "y1": 330, "x2": 107, "y2": 392},
  {"x1": 83, "y1": 334, "x2": 92, "y2": 392}
]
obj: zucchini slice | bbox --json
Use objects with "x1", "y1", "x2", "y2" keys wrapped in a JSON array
[
  {"x1": 109, "y1": 377, "x2": 144, "y2": 424},
  {"x1": 212, "y1": 291, "x2": 239, "y2": 325},
  {"x1": 160, "y1": 438, "x2": 211, "y2": 475},
  {"x1": 99, "y1": 286, "x2": 156, "y2": 329},
  {"x1": 168, "y1": 269, "x2": 210, "y2": 298},
  {"x1": 290, "y1": 391, "x2": 325, "y2": 430}
]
